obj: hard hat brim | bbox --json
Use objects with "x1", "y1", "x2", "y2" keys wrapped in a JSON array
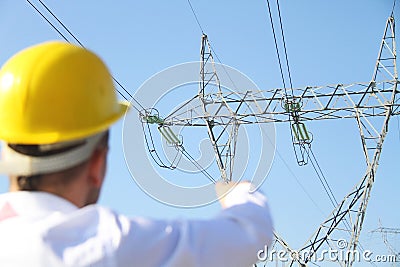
[
  {"x1": 0, "y1": 131, "x2": 108, "y2": 176},
  {"x1": 0, "y1": 101, "x2": 130, "y2": 145}
]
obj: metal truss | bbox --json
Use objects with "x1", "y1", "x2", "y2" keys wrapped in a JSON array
[
  {"x1": 152, "y1": 15, "x2": 398, "y2": 267},
  {"x1": 198, "y1": 34, "x2": 239, "y2": 181},
  {"x1": 371, "y1": 226, "x2": 400, "y2": 266}
]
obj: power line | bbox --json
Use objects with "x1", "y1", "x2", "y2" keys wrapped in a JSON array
[
  {"x1": 141, "y1": 122, "x2": 179, "y2": 170},
  {"x1": 26, "y1": 0, "x2": 69, "y2": 42},
  {"x1": 36, "y1": 0, "x2": 145, "y2": 112},
  {"x1": 259, "y1": 124, "x2": 326, "y2": 216},
  {"x1": 264, "y1": 0, "x2": 311, "y2": 168},
  {"x1": 186, "y1": 0, "x2": 241, "y2": 94},
  {"x1": 391, "y1": 0, "x2": 397, "y2": 17},
  {"x1": 187, "y1": 0, "x2": 204, "y2": 34},
  {"x1": 37, "y1": 0, "x2": 85, "y2": 47},
  {"x1": 264, "y1": 0, "x2": 339, "y2": 208},
  {"x1": 27, "y1": 0, "x2": 145, "y2": 113},
  {"x1": 264, "y1": 0, "x2": 288, "y2": 92},
  {"x1": 305, "y1": 142, "x2": 377, "y2": 266},
  {"x1": 180, "y1": 148, "x2": 216, "y2": 183},
  {"x1": 263, "y1": 1, "x2": 355, "y2": 243},
  {"x1": 277, "y1": 147, "x2": 327, "y2": 216},
  {"x1": 275, "y1": 0, "x2": 294, "y2": 94},
  {"x1": 310, "y1": 149, "x2": 337, "y2": 206},
  {"x1": 26, "y1": 0, "x2": 217, "y2": 184}
]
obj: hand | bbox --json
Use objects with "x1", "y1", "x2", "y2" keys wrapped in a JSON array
[{"x1": 215, "y1": 181, "x2": 253, "y2": 208}]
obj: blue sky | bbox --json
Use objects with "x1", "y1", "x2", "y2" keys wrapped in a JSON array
[{"x1": 0, "y1": 1, "x2": 399, "y2": 265}]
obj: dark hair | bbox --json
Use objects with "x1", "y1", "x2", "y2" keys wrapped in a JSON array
[
  {"x1": 16, "y1": 175, "x2": 41, "y2": 191},
  {"x1": 8, "y1": 142, "x2": 84, "y2": 157}
]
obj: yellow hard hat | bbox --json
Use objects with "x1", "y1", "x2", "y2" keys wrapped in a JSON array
[{"x1": 0, "y1": 41, "x2": 129, "y2": 144}]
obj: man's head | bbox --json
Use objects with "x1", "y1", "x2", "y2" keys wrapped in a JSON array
[
  {"x1": 7, "y1": 131, "x2": 110, "y2": 207},
  {"x1": 0, "y1": 41, "x2": 129, "y2": 207}
]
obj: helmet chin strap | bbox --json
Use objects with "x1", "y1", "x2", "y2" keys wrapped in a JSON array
[{"x1": 0, "y1": 131, "x2": 106, "y2": 176}]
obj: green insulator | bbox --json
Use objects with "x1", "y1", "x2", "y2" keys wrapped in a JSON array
[{"x1": 145, "y1": 115, "x2": 164, "y2": 124}]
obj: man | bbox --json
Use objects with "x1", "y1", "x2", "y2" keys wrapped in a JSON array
[{"x1": 0, "y1": 41, "x2": 273, "y2": 266}]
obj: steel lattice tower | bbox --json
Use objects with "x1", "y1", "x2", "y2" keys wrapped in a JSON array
[{"x1": 143, "y1": 15, "x2": 398, "y2": 267}]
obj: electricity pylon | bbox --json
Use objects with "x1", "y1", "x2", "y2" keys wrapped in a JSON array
[
  {"x1": 371, "y1": 226, "x2": 400, "y2": 266},
  {"x1": 144, "y1": 15, "x2": 398, "y2": 266},
  {"x1": 198, "y1": 34, "x2": 240, "y2": 182}
]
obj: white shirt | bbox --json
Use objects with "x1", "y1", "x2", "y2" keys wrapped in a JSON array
[{"x1": 0, "y1": 186, "x2": 273, "y2": 267}]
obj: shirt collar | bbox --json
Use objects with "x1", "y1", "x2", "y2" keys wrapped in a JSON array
[{"x1": 0, "y1": 191, "x2": 79, "y2": 217}]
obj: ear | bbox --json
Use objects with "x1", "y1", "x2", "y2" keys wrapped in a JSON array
[{"x1": 87, "y1": 147, "x2": 108, "y2": 188}]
